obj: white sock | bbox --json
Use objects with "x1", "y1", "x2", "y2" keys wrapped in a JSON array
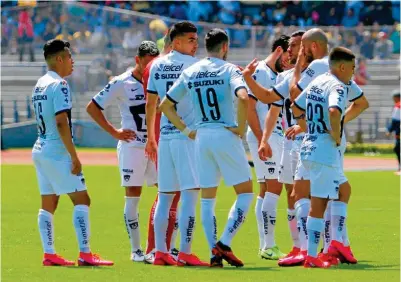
[
  {"x1": 179, "y1": 190, "x2": 199, "y2": 254},
  {"x1": 323, "y1": 200, "x2": 332, "y2": 253},
  {"x1": 38, "y1": 209, "x2": 55, "y2": 254},
  {"x1": 220, "y1": 193, "x2": 253, "y2": 246},
  {"x1": 306, "y1": 216, "x2": 324, "y2": 258},
  {"x1": 201, "y1": 198, "x2": 217, "y2": 257},
  {"x1": 255, "y1": 196, "x2": 264, "y2": 250},
  {"x1": 262, "y1": 192, "x2": 279, "y2": 249},
  {"x1": 287, "y1": 209, "x2": 300, "y2": 248},
  {"x1": 154, "y1": 193, "x2": 174, "y2": 253},
  {"x1": 73, "y1": 205, "x2": 91, "y2": 253},
  {"x1": 124, "y1": 196, "x2": 141, "y2": 252},
  {"x1": 294, "y1": 198, "x2": 310, "y2": 251},
  {"x1": 331, "y1": 201, "x2": 347, "y2": 243},
  {"x1": 170, "y1": 210, "x2": 179, "y2": 251},
  {"x1": 342, "y1": 224, "x2": 350, "y2": 247}
]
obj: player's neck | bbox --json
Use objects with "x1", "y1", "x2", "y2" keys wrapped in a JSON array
[
  {"x1": 48, "y1": 67, "x2": 64, "y2": 78},
  {"x1": 207, "y1": 52, "x2": 224, "y2": 60},
  {"x1": 132, "y1": 67, "x2": 142, "y2": 81},
  {"x1": 330, "y1": 70, "x2": 348, "y2": 84},
  {"x1": 264, "y1": 59, "x2": 277, "y2": 73},
  {"x1": 172, "y1": 48, "x2": 190, "y2": 56}
]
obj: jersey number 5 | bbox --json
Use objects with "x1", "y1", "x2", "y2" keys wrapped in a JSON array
[{"x1": 195, "y1": 87, "x2": 221, "y2": 122}]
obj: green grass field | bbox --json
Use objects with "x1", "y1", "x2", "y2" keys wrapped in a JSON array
[{"x1": 2, "y1": 165, "x2": 400, "y2": 282}]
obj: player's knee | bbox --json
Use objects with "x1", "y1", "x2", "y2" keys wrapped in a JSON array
[{"x1": 125, "y1": 186, "x2": 142, "y2": 197}]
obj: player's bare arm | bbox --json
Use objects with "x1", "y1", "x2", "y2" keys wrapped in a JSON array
[
  {"x1": 226, "y1": 88, "x2": 249, "y2": 138},
  {"x1": 145, "y1": 93, "x2": 159, "y2": 161},
  {"x1": 247, "y1": 97, "x2": 263, "y2": 144},
  {"x1": 329, "y1": 107, "x2": 342, "y2": 146},
  {"x1": 159, "y1": 97, "x2": 196, "y2": 140},
  {"x1": 287, "y1": 102, "x2": 307, "y2": 139},
  {"x1": 344, "y1": 95, "x2": 369, "y2": 123},
  {"x1": 242, "y1": 60, "x2": 282, "y2": 104},
  {"x1": 258, "y1": 105, "x2": 281, "y2": 161},
  {"x1": 55, "y1": 112, "x2": 81, "y2": 175},
  {"x1": 86, "y1": 101, "x2": 136, "y2": 142},
  {"x1": 289, "y1": 45, "x2": 306, "y2": 101}
]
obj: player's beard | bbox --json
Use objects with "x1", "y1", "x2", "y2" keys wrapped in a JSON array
[
  {"x1": 306, "y1": 51, "x2": 314, "y2": 63},
  {"x1": 275, "y1": 55, "x2": 283, "y2": 72}
]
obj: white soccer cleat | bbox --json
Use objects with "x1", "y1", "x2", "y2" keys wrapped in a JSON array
[
  {"x1": 131, "y1": 249, "x2": 145, "y2": 262},
  {"x1": 144, "y1": 252, "x2": 155, "y2": 264}
]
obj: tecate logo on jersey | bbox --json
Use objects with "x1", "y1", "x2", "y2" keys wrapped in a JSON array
[{"x1": 157, "y1": 64, "x2": 184, "y2": 72}]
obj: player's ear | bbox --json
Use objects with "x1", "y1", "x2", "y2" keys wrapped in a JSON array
[{"x1": 135, "y1": 55, "x2": 140, "y2": 65}]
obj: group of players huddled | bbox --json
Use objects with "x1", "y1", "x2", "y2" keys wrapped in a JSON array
[{"x1": 31, "y1": 20, "x2": 369, "y2": 268}]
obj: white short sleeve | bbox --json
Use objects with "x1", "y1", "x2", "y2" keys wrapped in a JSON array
[
  {"x1": 328, "y1": 85, "x2": 347, "y2": 114},
  {"x1": 230, "y1": 66, "x2": 247, "y2": 97},
  {"x1": 297, "y1": 60, "x2": 328, "y2": 91},
  {"x1": 294, "y1": 90, "x2": 307, "y2": 111},
  {"x1": 92, "y1": 80, "x2": 122, "y2": 110},
  {"x1": 147, "y1": 64, "x2": 158, "y2": 96},
  {"x1": 53, "y1": 81, "x2": 72, "y2": 115},
  {"x1": 167, "y1": 73, "x2": 187, "y2": 104},
  {"x1": 348, "y1": 80, "x2": 364, "y2": 102},
  {"x1": 272, "y1": 76, "x2": 290, "y2": 100}
]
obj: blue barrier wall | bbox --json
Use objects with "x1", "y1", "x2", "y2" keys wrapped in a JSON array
[{"x1": 1, "y1": 121, "x2": 117, "y2": 149}]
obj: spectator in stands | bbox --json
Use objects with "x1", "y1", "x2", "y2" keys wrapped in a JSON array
[
  {"x1": 360, "y1": 31, "x2": 375, "y2": 59},
  {"x1": 354, "y1": 57, "x2": 369, "y2": 86},
  {"x1": 218, "y1": 0, "x2": 239, "y2": 25},
  {"x1": 1, "y1": 14, "x2": 11, "y2": 54},
  {"x1": 169, "y1": 3, "x2": 187, "y2": 20},
  {"x1": 375, "y1": 31, "x2": 394, "y2": 59},
  {"x1": 42, "y1": 23, "x2": 55, "y2": 42},
  {"x1": 17, "y1": 8, "x2": 35, "y2": 62},
  {"x1": 354, "y1": 22, "x2": 365, "y2": 44},
  {"x1": 324, "y1": 7, "x2": 340, "y2": 26},
  {"x1": 33, "y1": 14, "x2": 46, "y2": 39},
  {"x1": 342, "y1": 8, "x2": 359, "y2": 27},
  {"x1": 386, "y1": 91, "x2": 400, "y2": 175},
  {"x1": 389, "y1": 22, "x2": 400, "y2": 54}
]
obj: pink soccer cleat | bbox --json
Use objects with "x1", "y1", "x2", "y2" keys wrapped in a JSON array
[
  {"x1": 43, "y1": 253, "x2": 75, "y2": 266},
  {"x1": 78, "y1": 252, "x2": 114, "y2": 266}
]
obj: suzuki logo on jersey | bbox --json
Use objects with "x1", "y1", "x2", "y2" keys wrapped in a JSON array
[
  {"x1": 32, "y1": 95, "x2": 48, "y2": 101},
  {"x1": 157, "y1": 63, "x2": 183, "y2": 72},
  {"x1": 155, "y1": 73, "x2": 160, "y2": 80},
  {"x1": 193, "y1": 79, "x2": 224, "y2": 87},
  {"x1": 306, "y1": 93, "x2": 326, "y2": 103},
  {"x1": 160, "y1": 73, "x2": 180, "y2": 80},
  {"x1": 188, "y1": 82, "x2": 193, "y2": 89}
]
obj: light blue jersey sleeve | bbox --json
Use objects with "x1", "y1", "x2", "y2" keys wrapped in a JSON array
[
  {"x1": 230, "y1": 67, "x2": 247, "y2": 97},
  {"x1": 53, "y1": 81, "x2": 72, "y2": 115},
  {"x1": 294, "y1": 89, "x2": 307, "y2": 111},
  {"x1": 328, "y1": 85, "x2": 347, "y2": 114},
  {"x1": 166, "y1": 73, "x2": 187, "y2": 104},
  {"x1": 297, "y1": 60, "x2": 329, "y2": 91},
  {"x1": 348, "y1": 80, "x2": 364, "y2": 102}
]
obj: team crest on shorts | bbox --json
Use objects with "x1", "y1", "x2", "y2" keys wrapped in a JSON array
[
  {"x1": 268, "y1": 168, "x2": 275, "y2": 174},
  {"x1": 124, "y1": 175, "x2": 131, "y2": 182}
]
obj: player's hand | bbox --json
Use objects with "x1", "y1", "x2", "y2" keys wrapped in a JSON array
[
  {"x1": 145, "y1": 139, "x2": 158, "y2": 163},
  {"x1": 266, "y1": 46, "x2": 284, "y2": 67},
  {"x1": 327, "y1": 130, "x2": 341, "y2": 146},
  {"x1": 285, "y1": 125, "x2": 303, "y2": 140},
  {"x1": 296, "y1": 44, "x2": 307, "y2": 67},
  {"x1": 188, "y1": 130, "x2": 197, "y2": 140},
  {"x1": 113, "y1": 128, "x2": 136, "y2": 142},
  {"x1": 242, "y1": 59, "x2": 258, "y2": 77},
  {"x1": 71, "y1": 156, "x2": 82, "y2": 175},
  {"x1": 225, "y1": 127, "x2": 244, "y2": 139},
  {"x1": 258, "y1": 142, "x2": 272, "y2": 161}
]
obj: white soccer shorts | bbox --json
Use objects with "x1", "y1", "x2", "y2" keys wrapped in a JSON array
[
  {"x1": 303, "y1": 160, "x2": 340, "y2": 200},
  {"x1": 248, "y1": 133, "x2": 283, "y2": 181},
  {"x1": 195, "y1": 128, "x2": 251, "y2": 188},
  {"x1": 338, "y1": 143, "x2": 348, "y2": 185},
  {"x1": 157, "y1": 138, "x2": 198, "y2": 192},
  {"x1": 32, "y1": 152, "x2": 86, "y2": 196},
  {"x1": 294, "y1": 157, "x2": 310, "y2": 181},
  {"x1": 117, "y1": 143, "x2": 157, "y2": 187},
  {"x1": 278, "y1": 148, "x2": 294, "y2": 184}
]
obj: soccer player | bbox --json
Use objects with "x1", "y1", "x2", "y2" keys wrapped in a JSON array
[
  {"x1": 86, "y1": 41, "x2": 160, "y2": 262},
  {"x1": 32, "y1": 39, "x2": 113, "y2": 266},
  {"x1": 142, "y1": 31, "x2": 180, "y2": 264},
  {"x1": 160, "y1": 28, "x2": 253, "y2": 267},
  {"x1": 246, "y1": 35, "x2": 290, "y2": 260},
  {"x1": 243, "y1": 30, "x2": 306, "y2": 263},
  {"x1": 146, "y1": 21, "x2": 208, "y2": 266},
  {"x1": 291, "y1": 47, "x2": 356, "y2": 268},
  {"x1": 386, "y1": 91, "x2": 400, "y2": 174}
]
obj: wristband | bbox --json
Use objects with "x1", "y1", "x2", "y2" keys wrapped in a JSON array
[{"x1": 182, "y1": 127, "x2": 191, "y2": 136}]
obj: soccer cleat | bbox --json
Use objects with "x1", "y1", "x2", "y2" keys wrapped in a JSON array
[
  {"x1": 210, "y1": 255, "x2": 223, "y2": 268},
  {"x1": 153, "y1": 251, "x2": 176, "y2": 266},
  {"x1": 318, "y1": 253, "x2": 340, "y2": 266},
  {"x1": 329, "y1": 240, "x2": 357, "y2": 264},
  {"x1": 78, "y1": 252, "x2": 114, "y2": 266},
  {"x1": 213, "y1": 241, "x2": 243, "y2": 267},
  {"x1": 278, "y1": 246, "x2": 300, "y2": 265},
  {"x1": 260, "y1": 245, "x2": 287, "y2": 260},
  {"x1": 131, "y1": 249, "x2": 145, "y2": 262},
  {"x1": 176, "y1": 253, "x2": 209, "y2": 267},
  {"x1": 278, "y1": 250, "x2": 307, "y2": 267},
  {"x1": 304, "y1": 255, "x2": 331, "y2": 268},
  {"x1": 170, "y1": 248, "x2": 179, "y2": 261},
  {"x1": 43, "y1": 253, "x2": 75, "y2": 266},
  {"x1": 144, "y1": 252, "x2": 155, "y2": 264}
]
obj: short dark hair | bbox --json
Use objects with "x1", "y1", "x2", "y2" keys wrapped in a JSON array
[
  {"x1": 170, "y1": 21, "x2": 197, "y2": 41},
  {"x1": 272, "y1": 35, "x2": 290, "y2": 52},
  {"x1": 164, "y1": 28, "x2": 172, "y2": 47},
  {"x1": 329, "y1": 47, "x2": 355, "y2": 64},
  {"x1": 137, "y1": 40, "x2": 159, "y2": 57},
  {"x1": 205, "y1": 28, "x2": 229, "y2": 53},
  {"x1": 43, "y1": 39, "x2": 70, "y2": 59},
  {"x1": 291, "y1": 30, "x2": 306, "y2": 38}
]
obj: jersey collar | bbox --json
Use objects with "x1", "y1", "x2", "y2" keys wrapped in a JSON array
[{"x1": 47, "y1": 70, "x2": 63, "y2": 80}]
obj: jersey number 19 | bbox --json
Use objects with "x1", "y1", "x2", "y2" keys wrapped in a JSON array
[{"x1": 195, "y1": 87, "x2": 221, "y2": 122}]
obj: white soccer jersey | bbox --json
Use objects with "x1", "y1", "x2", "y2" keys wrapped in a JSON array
[
  {"x1": 32, "y1": 71, "x2": 73, "y2": 143},
  {"x1": 92, "y1": 71, "x2": 148, "y2": 147},
  {"x1": 297, "y1": 56, "x2": 329, "y2": 91},
  {"x1": 167, "y1": 57, "x2": 246, "y2": 129},
  {"x1": 147, "y1": 50, "x2": 198, "y2": 140},
  {"x1": 246, "y1": 61, "x2": 283, "y2": 142},
  {"x1": 294, "y1": 73, "x2": 347, "y2": 167},
  {"x1": 275, "y1": 69, "x2": 295, "y2": 130}
]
